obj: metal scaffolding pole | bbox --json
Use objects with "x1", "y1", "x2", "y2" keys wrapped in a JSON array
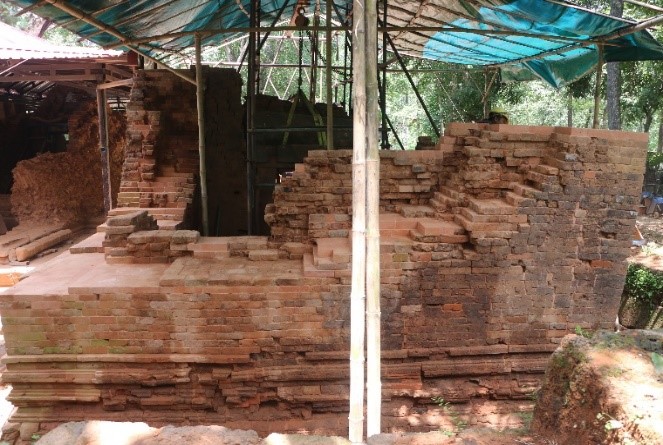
[
  {"x1": 195, "y1": 34, "x2": 210, "y2": 236},
  {"x1": 96, "y1": 86, "x2": 112, "y2": 213},
  {"x1": 382, "y1": 24, "x2": 440, "y2": 138},
  {"x1": 380, "y1": 0, "x2": 389, "y2": 149},
  {"x1": 326, "y1": 0, "x2": 334, "y2": 150},
  {"x1": 246, "y1": 0, "x2": 259, "y2": 234}
]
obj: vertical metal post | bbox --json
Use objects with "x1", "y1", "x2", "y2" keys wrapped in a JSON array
[
  {"x1": 246, "y1": 0, "x2": 258, "y2": 234},
  {"x1": 380, "y1": 0, "x2": 389, "y2": 149},
  {"x1": 96, "y1": 87, "x2": 112, "y2": 213},
  {"x1": 326, "y1": 0, "x2": 334, "y2": 150},
  {"x1": 195, "y1": 34, "x2": 209, "y2": 236},
  {"x1": 593, "y1": 44, "x2": 604, "y2": 129},
  {"x1": 383, "y1": 29, "x2": 440, "y2": 138}
]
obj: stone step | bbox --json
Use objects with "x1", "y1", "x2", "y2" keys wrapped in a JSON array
[
  {"x1": 454, "y1": 214, "x2": 518, "y2": 236},
  {"x1": 525, "y1": 170, "x2": 559, "y2": 186},
  {"x1": 314, "y1": 237, "x2": 350, "y2": 258},
  {"x1": 379, "y1": 213, "x2": 418, "y2": 237},
  {"x1": 459, "y1": 207, "x2": 527, "y2": 224},
  {"x1": 468, "y1": 198, "x2": 515, "y2": 216},
  {"x1": 409, "y1": 219, "x2": 468, "y2": 244},
  {"x1": 157, "y1": 220, "x2": 183, "y2": 231},
  {"x1": 189, "y1": 237, "x2": 229, "y2": 259},
  {"x1": 415, "y1": 219, "x2": 466, "y2": 236},
  {"x1": 70, "y1": 232, "x2": 105, "y2": 254},
  {"x1": 399, "y1": 205, "x2": 436, "y2": 218},
  {"x1": 409, "y1": 229, "x2": 469, "y2": 244},
  {"x1": 248, "y1": 249, "x2": 279, "y2": 261},
  {"x1": 302, "y1": 253, "x2": 335, "y2": 278},
  {"x1": 509, "y1": 182, "x2": 544, "y2": 199},
  {"x1": 439, "y1": 186, "x2": 465, "y2": 200},
  {"x1": 109, "y1": 207, "x2": 185, "y2": 219},
  {"x1": 313, "y1": 237, "x2": 351, "y2": 267},
  {"x1": 504, "y1": 191, "x2": 536, "y2": 208},
  {"x1": 430, "y1": 192, "x2": 458, "y2": 212},
  {"x1": 533, "y1": 164, "x2": 559, "y2": 176}
]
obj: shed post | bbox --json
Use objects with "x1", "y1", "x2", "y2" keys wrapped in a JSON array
[
  {"x1": 96, "y1": 87, "x2": 112, "y2": 213},
  {"x1": 349, "y1": 0, "x2": 367, "y2": 439},
  {"x1": 195, "y1": 34, "x2": 210, "y2": 236},
  {"x1": 326, "y1": 0, "x2": 334, "y2": 150},
  {"x1": 365, "y1": 0, "x2": 382, "y2": 435},
  {"x1": 593, "y1": 44, "x2": 604, "y2": 129}
]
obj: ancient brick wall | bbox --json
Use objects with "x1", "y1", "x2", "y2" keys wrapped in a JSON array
[
  {"x1": 116, "y1": 68, "x2": 246, "y2": 233},
  {"x1": 0, "y1": 123, "x2": 647, "y2": 441}
]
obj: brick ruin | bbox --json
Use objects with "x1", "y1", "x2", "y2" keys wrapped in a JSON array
[
  {"x1": 112, "y1": 68, "x2": 247, "y2": 235},
  {"x1": 0, "y1": 70, "x2": 649, "y2": 440}
]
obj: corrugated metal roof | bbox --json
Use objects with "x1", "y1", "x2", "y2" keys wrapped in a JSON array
[{"x1": 0, "y1": 21, "x2": 121, "y2": 60}]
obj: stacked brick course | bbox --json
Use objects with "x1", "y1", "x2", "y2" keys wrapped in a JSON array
[
  {"x1": 0, "y1": 123, "x2": 647, "y2": 442},
  {"x1": 101, "y1": 210, "x2": 199, "y2": 264}
]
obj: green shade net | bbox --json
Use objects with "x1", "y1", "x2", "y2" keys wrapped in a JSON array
[
  {"x1": 7, "y1": 0, "x2": 663, "y2": 88},
  {"x1": 423, "y1": 0, "x2": 663, "y2": 88}
]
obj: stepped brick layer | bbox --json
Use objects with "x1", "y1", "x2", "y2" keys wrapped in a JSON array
[{"x1": 0, "y1": 123, "x2": 647, "y2": 440}]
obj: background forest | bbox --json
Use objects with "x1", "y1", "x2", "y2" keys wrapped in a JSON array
[{"x1": 2, "y1": 0, "x2": 662, "y2": 151}]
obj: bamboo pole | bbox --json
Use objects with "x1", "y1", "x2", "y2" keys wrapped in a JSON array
[
  {"x1": 365, "y1": 0, "x2": 381, "y2": 435},
  {"x1": 593, "y1": 44, "x2": 604, "y2": 129},
  {"x1": 349, "y1": 0, "x2": 367, "y2": 439},
  {"x1": 195, "y1": 34, "x2": 210, "y2": 236}
]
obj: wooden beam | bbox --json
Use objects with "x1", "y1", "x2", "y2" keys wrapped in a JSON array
[
  {"x1": 97, "y1": 78, "x2": 133, "y2": 90},
  {"x1": 42, "y1": 0, "x2": 195, "y2": 85},
  {"x1": 0, "y1": 74, "x2": 101, "y2": 82}
]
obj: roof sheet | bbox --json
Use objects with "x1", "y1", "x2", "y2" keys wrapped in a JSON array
[
  {"x1": 0, "y1": 21, "x2": 121, "y2": 60},
  {"x1": 5, "y1": 0, "x2": 663, "y2": 87}
]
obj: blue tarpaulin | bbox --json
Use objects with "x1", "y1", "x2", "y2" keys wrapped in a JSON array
[{"x1": 6, "y1": 0, "x2": 663, "y2": 88}]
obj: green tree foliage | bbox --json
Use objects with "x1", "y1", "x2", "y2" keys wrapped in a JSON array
[{"x1": 624, "y1": 263, "x2": 663, "y2": 309}]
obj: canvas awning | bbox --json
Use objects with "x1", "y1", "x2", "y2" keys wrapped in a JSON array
[{"x1": 6, "y1": 0, "x2": 663, "y2": 87}]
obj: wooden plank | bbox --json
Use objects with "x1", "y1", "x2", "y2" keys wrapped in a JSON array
[
  {"x1": 97, "y1": 78, "x2": 133, "y2": 90},
  {"x1": 1, "y1": 74, "x2": 101, "y2": 82},
  {"x1": 14, "y1": 229, "x2": 72, "y2": 262}
]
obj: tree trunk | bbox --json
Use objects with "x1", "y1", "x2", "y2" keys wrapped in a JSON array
[
  {"x1": 644, "y1": 112, "x2": 653, "y2": 133},
  {"x1": 607, "y1": 0, "x2": 623, "y2": 130},
  {"x1": 658, "y1": 119, "x2": 663, "y2": 153}
]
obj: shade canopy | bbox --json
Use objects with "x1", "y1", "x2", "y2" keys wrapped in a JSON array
[{"x1": 7, "y1": 0, "x2": 663, "y2": 87}]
